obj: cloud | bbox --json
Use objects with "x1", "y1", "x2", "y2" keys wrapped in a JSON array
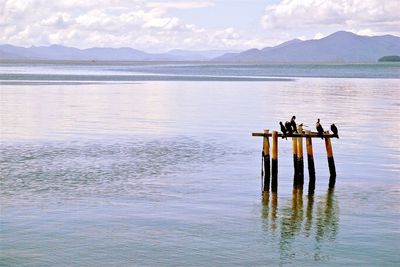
[
  {"x1": 146, "y1": 1, "x2": 214, "y2": 10},
  {"x1": 0, "y1": 0, "x2": 263, "y2": 51},
  {"x1": 261, "y1": 0, "x2": 400, "y2": 35},
  {"x1": 41, "y1": 13, "x2": 74, "y2": 28},
  {"x1": 313, "y1": 33, "x2": 325, "y2": 40},
  {"x1": 3, "y1": 0, "x2": 396, "y2": 51}
]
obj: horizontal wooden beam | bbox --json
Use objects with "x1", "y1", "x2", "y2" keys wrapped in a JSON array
[{"x1": 252, "y1": 132, "x2": 338, "y2": 138}]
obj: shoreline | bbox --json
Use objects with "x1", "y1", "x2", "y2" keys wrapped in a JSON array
[{"x1": 1, "y1": 59, "x2": 400, "y2": 66}]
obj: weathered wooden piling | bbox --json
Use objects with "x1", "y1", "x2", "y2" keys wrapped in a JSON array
[
  {"x1": 292, "y1": 137, "x2": 299, "y2": 188},
  {"x1": 297, "y1": 130, "x2": 304, "y2": 190},
  {"x1": 306, "y1": 130, "x2": 316, "y2": 194},
  {"x1": 262, "y1": 129, "x2": 270, "y2": 198},
  {"x1": 271, "y1": 131, "x2": 278, "y2": 193},
  {"x1": 253, "y1": 128, "x2": 339, "y2": 195},
  {"x1": 324, "y1": 131, "x2": 336, "y2": 188}
]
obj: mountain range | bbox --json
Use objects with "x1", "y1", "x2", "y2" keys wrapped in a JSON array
[
  {"x1": 1, "y1": 31, "x2": 399, "y2": 63},
  {"x1": 0, "y1": 45, "x2": 237, "y2": 61},
  {"x1": 215, "y1": 31, "x2": 400, "y2": 62}
]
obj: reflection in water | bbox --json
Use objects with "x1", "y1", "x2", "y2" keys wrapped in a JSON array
[
  {"x1": 316, "y1": 189, "x2": 339, "y2": 242},
  {"x1": 305, "y1": 194, "x2": 314, "y2": 236},
  {"x1": 261, "y1": 193, "x2": 279, "y2": 233},
  {"x1": 262, "y1": 189, "x2": 339, "y2": 264}
]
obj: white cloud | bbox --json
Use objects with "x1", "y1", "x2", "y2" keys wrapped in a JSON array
[
  {"x1": 313, "y1": 33, "x2": 325, "y2": 40},
  {"x1": 146, "y1": 1, "x2": 214, "y2": 10},
  {"x1": 2, "y1": 0, "x2": 396, "y2": 51},
  {"x1": 261, "y1": 0, "x2": 400, "y2": 35},
  {"x1": 41, "y1": 13, "x2": 74, "y2": 28},
  {"x1": 0, "y1": 0, "x2": 263, "y2": 51}
]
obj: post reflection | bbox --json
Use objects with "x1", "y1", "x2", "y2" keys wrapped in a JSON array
[
  {"x1": 261, "y1": 189, "x2": 339, "y2": 263},
  {"x1": 315, "y1": 189, "x2": 339, "y2": 242},
  {"x1": 271, "y1": 193, "x2": 278, "y2": 232},
  {"x1": 261, "y1": 192, "x2": 279, "y2": 233},
  {"x1": 304, "y1": 194, "x2": 314, "y2": 236}
]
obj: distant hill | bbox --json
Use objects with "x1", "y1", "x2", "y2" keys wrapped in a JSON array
[
  {"x1": 0, "y1": 44, "x2": 235, "y2": 61},
  {"x1": 214, "y1": 31, "x2": 400, "y2": 63},
  {"x1": 378, "y1": 55, "x2": 400, "y2": 62},
  {"x1": 216, "y1": 39, "x2": 303, "y2": 62},
  {"x1": 1, "y1": 31, "x2": 399, "y2": 63},
  {"x1": 165, "y1": 49, "x2": 239, "y2": 61},
  {"x1": 0, "y1": 44, "x2": 155, "y2": 61}
]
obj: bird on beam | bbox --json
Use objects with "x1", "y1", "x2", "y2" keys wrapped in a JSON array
[
  {"x1": 331, "y1": 123, "x2": 339, "y2": 138},
  {"x1": 290, "y1": 116, "x2": 297, "y2": 133},
  {"x1": 280, "y1": 121, "x2": 287, "y2": 139},
  {"x1": 316, "y1": 118, "x2": 324, "y2": 139},
  {"x1": 298, "y1": 123, "x2": 304, "y2": 134},
  {"x1": 285, "y1": 121, "x2": 293, "y2": 136}
]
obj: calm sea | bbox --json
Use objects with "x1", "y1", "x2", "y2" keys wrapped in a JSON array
[{"x1": 1, "y1": 62, "x2": 399, "y2": 266}]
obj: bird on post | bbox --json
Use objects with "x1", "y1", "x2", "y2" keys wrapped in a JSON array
[
  {"x1": 280, "y1": 121, "x2": 287, "y2": 139},
  {"x1": 316, "y1": 118, "x2": 324, "y2": 139},
  {"x1": 285, "y1": 121, "x2": 293, "y2": 136},
  {"x1": 298, "y1": 123, "x2": 304, "y2": 134},
  {"x1": 331, "y1": 124, "x2": 339, "y2": 138},
  {"x1": 290, "y1": 116, "x2": 297, "y2": 133}
]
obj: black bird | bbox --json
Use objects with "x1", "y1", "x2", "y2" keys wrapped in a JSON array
[
  {"x1": 280, "y1": 121, "x2": 287, "y2": 139},
  {"x1": 331, "y1": 124, "x2": 339, "y2": 138},
  {"x1": 290, "y1": 116, "x2": 297, "y2": 133},
  {"x1": 285, "y1": 121, "x2": 293, "y2": 135},
  {"x1": 316, "y1": 118, "x2": 324, "y2": 139}
]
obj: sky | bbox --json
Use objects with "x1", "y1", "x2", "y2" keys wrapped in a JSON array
[{"x1": 0, "y1": 0, "x2": 399, "y2": 52}]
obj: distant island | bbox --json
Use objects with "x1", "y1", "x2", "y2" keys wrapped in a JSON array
[
  {"x1": 1, "y1": 31, "x2": 399, "y2": 63},
  {"x1": 378, "y1": 55, "x2": 400, "y2": 62}
]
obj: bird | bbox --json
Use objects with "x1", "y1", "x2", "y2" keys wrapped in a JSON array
[
  {"x1": 331, "y1": 124, "x2": 339, "y2": 138},
  {"x1": 285, "y1": 121, "x2": 293, "y2": 136},
  {"x1": 316, "y1": 118, "x2": 324, "y2": 139},
  {"x1": 280, "y1": 121, "x2": 287, "y2": 139},
  {"x1": 290, "y1": 116, "x2": 297, "y2": 133},
  {"x1": 297, "y1": 123, "x2": 304, "y2": 134}
]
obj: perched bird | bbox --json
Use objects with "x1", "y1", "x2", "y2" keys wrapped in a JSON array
[
  {"x1": 316, "y1": 118, "x2": 324, "y2": 139},
  {"x1": 290, "y1": 116, "x2": 297, "y2": 133},
  {"x1": 331, "y1": 124, "x2": 339, "y2": 138},
  {"x1": 297, "y1": 123, "x2": 304, "y2": 134},
  {"x1": 280, "y1": 121, "x2": 287, "y2": 139},
  {"x1": 285, "y1": 121, "x2": 293, "y2": 135}
]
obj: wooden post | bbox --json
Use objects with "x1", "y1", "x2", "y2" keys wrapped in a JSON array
[
  {"x1": 271, "y1": 131, "x2": 278, "y2": 193},
  {"x1": 292, "y1": 137, "x2": 298, "y2": 188},
  {"x1": 306, "y1": 130, "x2": 316, "y2": 195},
  {"x1": 262, "y1": 129, "x2": 270, "y2": 198},
  {"x1": 297, "y1": 130, "x2": 304, "y2": 190},
  {"x1": 324, "y1": 131, "x2": 336, "y2": 188}
]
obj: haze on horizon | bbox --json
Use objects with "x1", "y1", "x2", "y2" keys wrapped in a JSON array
[{"x1": 1, "y1": 0, "x2": 399, "y2": 52}]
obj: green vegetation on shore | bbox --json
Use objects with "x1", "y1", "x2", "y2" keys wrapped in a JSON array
[{"x1": 378, "y1": 55, "x2": 400, "y2": 62}]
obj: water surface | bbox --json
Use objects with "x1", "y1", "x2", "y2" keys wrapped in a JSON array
[{"x1": 1, "y1": 63, "x2": 400, "y2": 266}]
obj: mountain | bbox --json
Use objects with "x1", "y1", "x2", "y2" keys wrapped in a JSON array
[
  {"x1": 0, "y1": 45, "x2": 234, "y2": 61},
  {"x1": 214, "y1": 31, "x2": 400, "y2": 63},
  {"x1": 271, "y1": 38, "x2": 303, "y2": 49},
  {"x1": 165, "y1": 49, "x2": 239, "y2": 61},
  {"x1": 0, "y1": 44, "x2": 171, "y2": 61},
  {"x1": 216, "y1": 39, "x2": 304, "y2": 62},
  {"x1": 1, "y1": 31, "x2": 399, "y2": 62}
]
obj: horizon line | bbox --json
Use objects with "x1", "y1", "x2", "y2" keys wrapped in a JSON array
[{"x1": 2, "y1": 30, "x2": 399, "y2": 53}]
